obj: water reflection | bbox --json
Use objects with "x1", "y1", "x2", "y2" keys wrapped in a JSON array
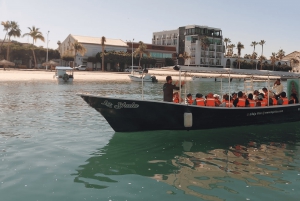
[{"x1": 73, "y1": 122, "x2": 300, "y2": 200}]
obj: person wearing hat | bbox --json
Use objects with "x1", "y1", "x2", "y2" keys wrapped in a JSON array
[
  {"x1": 193, "y1": 93, "x2": 205, "y2": 106},
  {"x1": 213, "y1": 94, "x2": 221, "y2": 106},
  {"x1": 163, "y1": 76, "x2": 185, "y2": 102},
  {"x1": 186, "y1": 93, "x2": 193, "y2": 105}
]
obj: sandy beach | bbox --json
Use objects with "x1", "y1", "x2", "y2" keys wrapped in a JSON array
[{"x1": 0, "y1": 68, "x2": 281, "y2": 82}]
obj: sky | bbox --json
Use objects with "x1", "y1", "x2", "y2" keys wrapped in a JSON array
[{"x1": 0, "y1": 0, "x2": 299, "y2": 58}]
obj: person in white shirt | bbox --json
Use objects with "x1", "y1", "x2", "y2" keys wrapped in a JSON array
[{"x1": 273, "y1": 79, "x2": 283, "y2": 99}]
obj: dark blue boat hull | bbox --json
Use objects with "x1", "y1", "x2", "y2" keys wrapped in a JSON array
[{"x1": 80, "y1": 94, "x2": 300, "y2": 132}]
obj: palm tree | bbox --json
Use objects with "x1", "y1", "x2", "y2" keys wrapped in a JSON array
[
  {"x1": 6, "y1": 21, "x2": 21, "y2": 61},
  {"x1": 227, "y1": 44, "x2": 235, "y2": 57},
  {"x1": 290, "y1": 56, "x2": 300, "y2": 72},
  {"x1": 200, "y1": 37, "x2": 210, "y2": 65},
  {"x1": 223, "y1": 38, "x2": 231, "y2": 55},
  {"x1": 277, "y1": 49, "x2": 285, "y2": 60},
  {"x1": 0, "y1": 21, "x2": 11, "y2": 54},
  {"x1": 179, "y1": 51, "x2": 191, "y2": 66},
  {"x1": 237, "y1": 42, "x2": 244, "y2": 69},
  {"x1": 133, "y1": 41, "x2": 149, "y2": 69},
  {"x1": 23, "y1": 26, "x2": 45, "y2": 68},
  {"x1": 259, "y1": 40, "x2": 266, "y2": 56},
  {"x1": 270, "y1": 52, "x2": 278, "y2": 71},
  {"x1": 251, "y1": 52, "x2": 258, "y2": 59},
  {"x1": 258, "y1": 55, "x2": 266, "y2": 70},
  {"x1": 72, "y1": 40, "x2": 86, "y2": 67},
  {"x1": 101, "y1": 36, "x2": 106, "y2": 71},
  {"x1": 250, "y1": 41, "x2": 258, "y2": 57}
]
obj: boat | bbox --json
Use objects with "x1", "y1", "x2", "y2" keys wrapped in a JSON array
[
  {"x1": 128, "y1": 69, "x2": 158, "y2": 82},
  {"x1": 79, "y1": 66, "x2": 300, "y2": 132},
  {"x1": 54, "y1": 66, "x2": 74, "y2": 82}
]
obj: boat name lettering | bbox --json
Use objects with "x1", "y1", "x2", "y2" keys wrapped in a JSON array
[
  {"x1": 101, "y1": 100, "x2": 113, "y2": 108},
  {"x1": 247, "y1": 110, "x2": 283, "y2": 116},
  {"x1": 114, "y1": 102, "x2": 139, "y2": 109}
]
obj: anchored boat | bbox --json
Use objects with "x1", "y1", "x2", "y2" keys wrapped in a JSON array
[
  {"x1": 79, "y1": 66, "x2": 300, "y2": 132},
  {"x1": 54, "y1": 66, "x2": 74, "y2": 83}
]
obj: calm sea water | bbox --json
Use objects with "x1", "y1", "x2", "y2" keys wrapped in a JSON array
[{"x1": 0, "y1": 77, "x2": 299, "y2": 201}]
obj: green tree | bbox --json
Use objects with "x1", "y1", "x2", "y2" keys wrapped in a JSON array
[
  {"x1": 237, "y1": 42, "x2": 244, "y2": 69},
  {"x1": 259, "y1": 40, "x2": 266, "y2": 56},
  {"x1": 179, "y1": 51, "x2": 191, "y2": 66},
  {"x1": 72, "y1": 40, "x2": 86, "y2": 66},
  {"x1": 270, "y1": 52, "x2": 278, "y2": 71},
  {"x1": 101, "y1": 36, "x2": 106, "y2": 71},
  {"x1": 277, "y1": 49, "x2": 285, "y2": 60},
  {"x1": 22, "y1": 26, "x2": 45, "y2": 68},
  {"x1": 5, "y1": 21, "x2": 21, "y2": 62},
  {"x1": 133, "y1": 41, "x2": 149, "y2": 69},
  {"x1": 250, "y1": 41, "x2": 258, "y2": 58},
  {"x1": 223, "y1": 38, "x2": 231, "y2": 55},
  {"x1": 0, "y1": 21, "x2": 11, "y2": 54}
]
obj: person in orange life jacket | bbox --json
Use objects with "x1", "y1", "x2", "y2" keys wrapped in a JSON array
[
  {"x1": 233, "y1": 91, "x2": 249, "y2": 107},
  {"x1": 205, "y1": 93, "x2": 216, "y2": 106},
  {"x1": 256, "y1": 95, "x2": 266, "y2": 107},
  {"x1": 173, "y1": 92, "x2": 183, "y2": 103},
  {"x1": 219, "y1": 94, "x2": 233, "y2": 107},
  {"x1": 262, "y1": 87, "x2": 269, "y2": 98},
  {"x1": 247, "y1": 93, "x2": 256, "y2": 107},
  {"x1": 253, "y1": 90, "x2": 260, "y2": 101},
  {"x1": 277, "y1": 92, "x2": 288, "y2": 105},
  {"x1": 213, "y1": 94, "x2": 222, "y2": 106},
  {"x1": 193, "y1": 93, "x2": 205, "y2": 106},
  {"x1": 259, "y1": 93, "x2": 273, "y2": 106},
  {"x1": 163, "y1": 76, "x2": 185, "y2": 102},
  {"x1": 271, "y1": 93, "x2": 277, "y2": 105},
  {"x1": 289, "y1": 93, "x2": 299, "y2": 104},
  {"x1": 231, "y1": 92, "x2": 237, "y2": 102},
  {"x1": 186, "y1": 93, "x2": 193, "y2": 105}
]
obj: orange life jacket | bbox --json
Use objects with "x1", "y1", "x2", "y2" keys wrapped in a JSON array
[
  {"x1": 257, "y1": 100, "x2": 266, "y2": 107},
  {"x1": 225, "y1": 101, "x2": 233, "y2": 107},
  {"x1": 272, "y1": 98, "x2": 277, "y2": 105},
  {"x1": 186, "y1": 98, "x2": 193, "y2": 105},
  {"x1": 282, "y1": 97, "x2": 288, "y2": 105},
  {"x1": 248, "y1": 99, "x2": 256, "y2": 107},
  {"x1": 237, "y1": 98, "x2": 246, "y2": 107},
  {"x1": 262, "y1": 98, "x2": 268, "y2": 106},
  {"x1": 206, "y1": 98, "x2": 215, "y2": 107},
  {"x1": 195, "y1": 98, "x2": 205, "y2": 106},
  {"x1": 173, "y1": 97, "x2": 179, "y2": 103}
]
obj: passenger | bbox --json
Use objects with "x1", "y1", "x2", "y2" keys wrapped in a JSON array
[
  {"x1": 262, "y1": 87, "x2": 269, "y2": 98},
  {"x1": 271, "y1": 93, "x2": 278, "y2": 105},
  {"x1": 277, "y1": 92, "x2": 288, "y2": 105},
  {"x1": 272, "y1": 79, "x2": 283, "y2": 99},
  {"x1": 231, "y1": 92, "x2": 237, "y2": 102},
  {"x1": 173, "y1": 92, "x2": 182, "y2": 103},
  {"x1": 193, "y1": 93, "x2": 205, "y2": 106},
  {"x1": 247, "y1": 93, "x2": 256, "y2": 107},
  {"x1": 256, "y1": 95, "x2": 266, "y2": 107},
  {"x1": 186, "y1": 93, "x2": 193, "y2": 105},
  {"x1": 163, "y1": 76, "x2": 185, "y2": 102},
  {"x1": 213, "y1": 94, "x2": 222, "y2": 106},
  {"x1": 289, "y1": 93, "x2": 299, "y2": 104},
  {"x1": 233, "y1": 91, "x2": 249, "y2": 107},
  {"x1": 259, "y1": 93, "x2": 268, "y2": 106},
  {"x1": 220, "y1": 94, "x2": 233, "y2": 107},
  {"x1": 253, "y1": 90, "x2": 260, "y2": 101},
  {"x1": 205, "y1": 93, "x2": 215, "y2": 107}
]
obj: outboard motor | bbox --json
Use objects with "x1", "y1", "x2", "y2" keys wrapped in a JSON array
[{"x1": 151, "y1": 76, "x2": 158, "y2": 83}]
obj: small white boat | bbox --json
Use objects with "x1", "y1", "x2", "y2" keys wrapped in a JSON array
[
  {"x1": 54, "y1": 66, "x2": 74, "y2": 82},
  {"x1": 128, "y1": 73, "x2": 158, "y2": 82}
]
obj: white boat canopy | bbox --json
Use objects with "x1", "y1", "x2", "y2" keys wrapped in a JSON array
[
  {"x1": 56, "y1": 66, "x2": 73, "y2": 70},
  {"x1": 179, "y1": 66, "x2": 300, "y2": 78}
]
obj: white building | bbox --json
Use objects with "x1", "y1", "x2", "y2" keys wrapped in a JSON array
[
  {"x1": 58, "y1": 34, "x2": 128, "y2": 66},
  {"x1": 152, "y1": 25, "x2": 224, "y2": 67}
]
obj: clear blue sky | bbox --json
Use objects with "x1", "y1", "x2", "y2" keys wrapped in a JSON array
[{"x1": 1, "y1": 0, "x2": 299, "y2": 58}]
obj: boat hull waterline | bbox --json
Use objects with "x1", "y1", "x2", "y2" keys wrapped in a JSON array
[{"x1": 79, "y1": 94, "x2": 300, "y2": 132}]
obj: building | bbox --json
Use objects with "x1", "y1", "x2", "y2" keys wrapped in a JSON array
[
  {"x1": 283, "y1": 51, "x2": 300, "y2": 72},
  {"x1": 126, "y1": 42, "x2": 176, "y2": 68},
  {"x1": 58, "y1": 34, "x2": 128, "y2": 66},
  {"x1": 152, "y1": 25, "x2": 224, "y2": 67}
]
